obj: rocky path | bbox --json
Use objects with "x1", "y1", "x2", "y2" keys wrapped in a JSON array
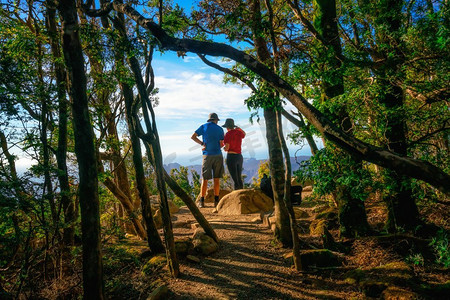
[{"x1": 166, "y1": 204, "x2": 361, "y2": 299}]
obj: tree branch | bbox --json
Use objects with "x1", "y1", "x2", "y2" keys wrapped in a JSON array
[{"x1": 93, "y1": 0, "x2": 450, "y2": 194}]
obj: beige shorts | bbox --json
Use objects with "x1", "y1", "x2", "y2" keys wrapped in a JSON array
[{"x1": 202, "y1": 155, "x2": 224, "y2": 180}]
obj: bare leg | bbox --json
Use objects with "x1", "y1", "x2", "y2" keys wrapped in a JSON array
[
  {"x1": 201, "y1": 179, "x2": 208, "y2": 197},
  {"x1": 213, "y1": 178, "x2": 220, "y2": 196}
]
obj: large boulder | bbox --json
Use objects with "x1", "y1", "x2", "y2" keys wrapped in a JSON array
[
  {"x1": 344, "y1": 261, "x2": 416, "y2": 299},
  {"x1": 293, "y1": 207, "x2": 310, "y2": 219},
  {"x1": 142, "y1": 253, "x2": 167, "y2": 275},
  {"x1": 196, "y1": 188, "x2": 232, "y2": 203},
  {"x1": 192, "y1": 229, "x2": 219, "y2": 255},
  {"x1": 216, "y1": 189, "x2": 274, "y2": 215},
  {"x1": 382, "y1": 287, "x2": 419, "y2": 300},
  {"x1": 149, "y1": 196, "x2": 180, "y2": 214},
  {"x1": 174, "y1": 238, "x2": 194, "y2": 256},
  {"x1": 299, "y1": 249, "x2": 341, "y2": 269},
  {"x1": 153, "y1": 209, "x2": 163, "y2": 229},
  {"x1": 147, "y1": 285, "x2": 169, "y2": 300}
]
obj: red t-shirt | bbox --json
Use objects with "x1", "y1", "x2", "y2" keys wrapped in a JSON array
[{"x1": 224, "y1": 129, "x2": 245, "y2": 154}]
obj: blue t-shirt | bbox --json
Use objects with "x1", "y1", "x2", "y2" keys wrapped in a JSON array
[{"x1": 195, "y1": 122, "x2": 224, "y2": 155}]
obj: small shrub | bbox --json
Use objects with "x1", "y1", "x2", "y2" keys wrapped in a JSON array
[
  {"x1": 430, "y1": 229, "x2": 450, "y2": 268},
  {"x1": 406, "y1": 253, "x2": 424, "y2": 266}
]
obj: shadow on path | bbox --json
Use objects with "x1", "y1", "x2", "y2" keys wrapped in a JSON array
[{"x1": 167, "y1": 213, "x2": 360, "y2": 299}]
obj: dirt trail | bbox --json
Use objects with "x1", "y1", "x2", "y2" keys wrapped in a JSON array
[{"x1": 166, "y1": 205, "x2": 361, "y2": 299}]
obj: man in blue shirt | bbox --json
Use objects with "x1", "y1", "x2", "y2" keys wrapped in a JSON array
[{"x1": 191, "y1": 113, "x2": 224, "y2": 208}]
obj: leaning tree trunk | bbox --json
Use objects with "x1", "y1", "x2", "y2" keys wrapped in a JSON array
[
  {"x1": 116, "y1": 41, "x2": 165, "y2": 253},
  {"x1": 123, "y1": 94, "x2": 165, "y2": 253},
  {"x1": 120, "y1": 21, "x2": 179, "y2": 277},
  {"x1": 78, "y1": 11, "x2": 146, "y2": 240},
  {"x1": 58, "y1": 0, "x2": 104, "y2": 298},
  {"x1": 281, "y1": 109, "x2": 319, "y2": 156}
]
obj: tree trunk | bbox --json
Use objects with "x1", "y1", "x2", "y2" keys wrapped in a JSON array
[
  {"x1": 313, "y1": 0, "x2": 371, "y2": 237},
  {"x1": 58, "y1": 0, "x2": 104, "y2": 297},
  {"x1": 120, "y1": 70, "x2": 165, "y2": 253},
  {"x1": 379, "y1": 83, "x2": 419, "y2": 232},
  {"x1": 264, "y1": 108, "x2": 293, "y2": 247},
  {"x1": 335, "y1": 184, "x2": 371, "y2": 236},
  {"x1": 374, "y1": 0, "x2": 419, "y2": 231},
  {"x1": 110, "y1": 11, "x2": 164, "y2": 252},
  {"x1": 276, "y1": 111, "x2": 302, "y2": 270},
  {"x1": 163, "y1": 169, "x2": 219, "y2": 243},
  {"x1": 102, "y1": 1, "x2": 450, "y2": 193},
  {"x1": 250, "y1": 0, "x2": 292, "y2": 247},
  {"x1": 45, "y1": 1, "x2": 75, "y2": 245},
  {"x1": 78, "y1": 11, "x2": 146, "y2": 240},
  {"x1": 281, "y1": 109, "x2": 319, "y2": 156},
  {"x1": 121, "y1": 22, "x2": 179, "y2": 277},
  {"x1": 32, "y1": 15, "x2": 57, "y2": 228}
]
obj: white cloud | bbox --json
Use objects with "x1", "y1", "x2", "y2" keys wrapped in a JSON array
[
  {"x1": 149, "y1": 52, "x2": 315, "y2": 165},
  {"x1": 153, "y1": 70, "x2": 252, "y2": 120}
]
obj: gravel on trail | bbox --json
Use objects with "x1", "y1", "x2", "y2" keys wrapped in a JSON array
[{"x1": 166, "y1": 205, "x2": 360, "y2": 300}]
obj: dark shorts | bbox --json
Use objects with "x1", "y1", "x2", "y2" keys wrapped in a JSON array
[{"x1": 202, "y1": 154, "x2": 224, "y2": 180}]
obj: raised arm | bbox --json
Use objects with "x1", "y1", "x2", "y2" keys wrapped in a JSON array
[{"x1": 236, "y1": 126, "x2": 246, "y2": 138}]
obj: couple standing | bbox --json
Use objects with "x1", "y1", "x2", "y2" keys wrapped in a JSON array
[{"x1": 191, "y1": 113, "x2": 246, "y2": 208}]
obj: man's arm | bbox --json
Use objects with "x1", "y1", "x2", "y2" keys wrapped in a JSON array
[
  {"x1": 221, "y1": 140, "x2": 225, "y2": 149},
  {"x1": 191, "y1": 132, "x2": 204, "y2": 146},
  {"x1": 223, "y1": 142, "x2": 229, "y2": 151}
]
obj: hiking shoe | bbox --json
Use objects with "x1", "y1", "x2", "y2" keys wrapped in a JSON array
[
  {"x1": 214, "y1": 199, "x2": 219, "y2": 207},
  {"x1": 198, "y1": 199, "x2": 205, "y2": 208}
]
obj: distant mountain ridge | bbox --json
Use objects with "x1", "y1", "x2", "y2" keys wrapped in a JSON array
[{"x1": 164, "y1": 156, "x2": 310, "y2": 183}]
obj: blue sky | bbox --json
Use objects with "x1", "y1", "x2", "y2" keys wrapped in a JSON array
[
  {"x1": 10, "y1": 0, "x2": 319, "y2": 172},
  {"x1": 149, "y1": 1, "x2": 319, "y2": 165},
  {"x1": 150, "y1": 51, "x2": 318, "y2": 166}
]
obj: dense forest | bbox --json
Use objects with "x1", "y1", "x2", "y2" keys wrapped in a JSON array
[{"x1": 0, "y1": 0, "x2": 449, "y2": 299}]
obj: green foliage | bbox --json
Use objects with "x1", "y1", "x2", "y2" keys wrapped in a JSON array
[
  {"x1": 245, "y1": 81, "x2": 284, "y2": 110},
  {"x1": 295, "y1": 148, "x2": 376, "y2": 201},
  {"x1": 142, "y1": 254, "x2": 166, "y2": 275},
  {"x1": 170, "y1": 166, "x2": 200, "y2": 199},
  {"x1": 430, "y1": 229, "x2": 450, "y2": 268},
  {"x1": 99, "y1": 186, "x2": 126, "y2": 239},
  {"x1": 406, "y1": 253, "x2": 425, "y2": 267},
  {"x1": 220, "y1": 173, "x2": 234, "y2": 190},
  {"x1": 103, "y1": 244, "x2": 141, "y2": 274},
  {"x1": 252, "y1": 160, "x2": 270, "y2": 187},
  {"x1": 0, "y1": 0, "x2": 449, "y2": 296}
]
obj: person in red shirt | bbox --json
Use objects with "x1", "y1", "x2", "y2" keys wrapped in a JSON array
[{"x1": 222, "y1": 118, "x2": 246, "y2": 190}]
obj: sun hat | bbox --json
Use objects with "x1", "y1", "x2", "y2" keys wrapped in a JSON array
[
  {"x1": 207, "y1": 112, "x2": 220, "y2": 122},
  {"x1": 222, "y1": 118, "x2": 236, "y2": 128}
]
